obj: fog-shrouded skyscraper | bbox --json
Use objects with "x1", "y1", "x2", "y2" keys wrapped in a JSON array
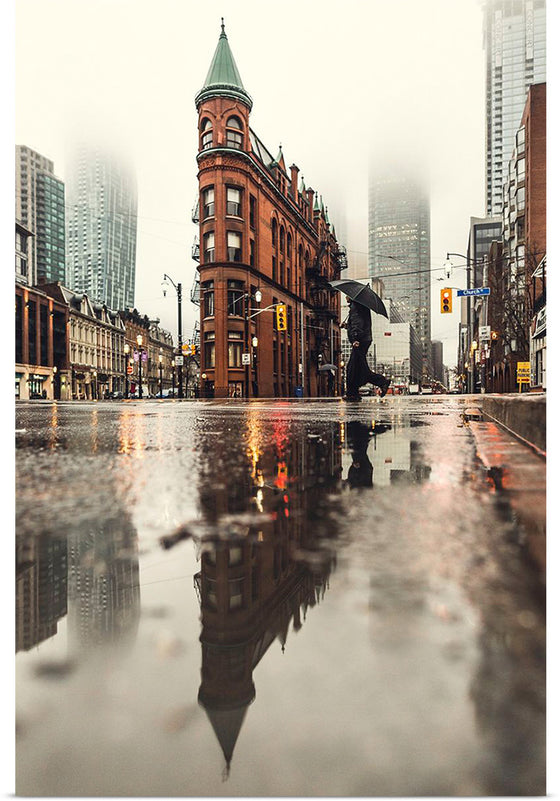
[
  {"x1": 65, "y1": 145, "x2": 137, "y2": 310},
  {"x1": 16, "y1": 145, "x2": 66, "y2": 287},
  {"x1": 482, "y1": 0, "x2": 546, "y2": 216},
  {"x1": 368, "y1": 173, "x2": 431, "y2": 372}
]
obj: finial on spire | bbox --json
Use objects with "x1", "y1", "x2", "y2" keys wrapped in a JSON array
[{"x1": 221, "y1": 18, "x2": 226, "y2": 36}]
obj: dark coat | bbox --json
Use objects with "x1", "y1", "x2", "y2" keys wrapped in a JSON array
[{"x1": 347, "y1": 301, "x2": 372, "y2": 346}]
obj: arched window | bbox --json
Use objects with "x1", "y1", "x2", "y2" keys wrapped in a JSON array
[
  {"x1": 226, "y1": 116, "x2": 243, "y2": 149},
  {"x1": 287, "y1": 233, "x2": 292, "y2": 261},
  {"x1": 200, "y1": 118, "x2": 213, "y2": 150},
  {"x1": 279, "y1": 226, "x2": 285, "y2": 254},
  {"x1": 271, "y1": 218, "x2": 278, "y2": 248}
]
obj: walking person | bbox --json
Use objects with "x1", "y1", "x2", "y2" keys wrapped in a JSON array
[{"x1": 342, "y1": 300, "x2": 390, "y2": 401}]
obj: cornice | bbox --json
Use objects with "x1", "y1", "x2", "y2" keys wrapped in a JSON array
[{"x1": 197, "y1": 148, "x2": 319, "y2": 240}]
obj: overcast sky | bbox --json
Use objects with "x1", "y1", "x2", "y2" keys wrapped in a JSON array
[{"x1": 13, "y1": 0, "x2": 551, "y2": 366}]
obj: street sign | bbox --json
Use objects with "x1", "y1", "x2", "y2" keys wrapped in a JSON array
[
  {"x1": 242, "y1": 352, "x2": 251, "y2": 365},
  {"x1": 457, "y1": 287, "x2": 491, "y2": 297},
  {"x1": 517, "y1": 361, "x2": 530, "y2": 384},
  {"x1": 175, "y1": 355, "x2": 184, "y2": 366},
  {"x1": 479, "y1": 325, "x2": 491, "y2": 341},
  {"x1": 127, "y1": 366, "x2": 133, "y2": 375}
]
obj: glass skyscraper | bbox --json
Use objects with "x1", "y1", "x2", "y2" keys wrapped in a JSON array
[
  {"x1": 368, "y1": 174, "x2": 431, "y2": 370},
  {"x1": 482, "y1": 0, "x2": 546, "y2": 216},
  {"x1": 15, "y1": 145, "x2": 66, "y2": 286},
  {"x1": 65, "y1": 145, "x2": 138, "y2": 310}
]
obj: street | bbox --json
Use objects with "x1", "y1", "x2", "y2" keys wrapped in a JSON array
[{"x1": 15, "y1": 395, "x2": 545, "y2": 797}]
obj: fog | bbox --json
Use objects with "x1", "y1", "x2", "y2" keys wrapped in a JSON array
[{"x1": 15, "y1": 0, "x2": 498, "y2": 366}]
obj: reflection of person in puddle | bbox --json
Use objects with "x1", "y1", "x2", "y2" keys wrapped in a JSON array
[{"x1": 346, "y1": 421, "x2": 373, "y2": 488}]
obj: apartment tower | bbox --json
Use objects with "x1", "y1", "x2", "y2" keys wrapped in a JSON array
[
  {"x1": 368, "y1": 173, "x2": 431, "y2": 372},
  {"x1": 15, "y1": 145, "x2": 65, "y2": 286},
  {"x1": 65, "y1": 145, "x2": 138, "y2": 310},
  {"x1": 482, "y1": 0, "x2": 546, "y2": 216}
]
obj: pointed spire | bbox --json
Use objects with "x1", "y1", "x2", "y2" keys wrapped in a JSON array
[
  {"x1": 325, "y1": 206, "x2": 330, "y2": 225},
  {"x1": 313, "y1": 192, "x2": 320, "y2": 212},
  {"x1": 195, "y1": 20, "x2": 253, "y2": 110},
  {"x1": 299, "y1": 175, "x2": 306, "y2": 192}
]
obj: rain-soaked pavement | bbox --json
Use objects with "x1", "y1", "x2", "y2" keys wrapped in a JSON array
[{"x1": 15, "y1": 396, "x2": 545, "y2": 797}]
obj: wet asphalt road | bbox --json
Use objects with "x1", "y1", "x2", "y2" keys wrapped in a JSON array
[{"x1": 15, "y1": 396, "x2": 545, "y2": 797}]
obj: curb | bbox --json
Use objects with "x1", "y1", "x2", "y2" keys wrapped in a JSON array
[{"x1": 479, "y1": 394, "x2": 546, "y2": 456}]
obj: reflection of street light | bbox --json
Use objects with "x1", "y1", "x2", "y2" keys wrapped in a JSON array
[
  {"x1": 158, "y1": 351, "x2": 163, "y2": 398},
  {"x1": 124, "y1": 343, "x2": 130, "y2": 398},
  {"x1": 137, "y1": 334, "x2": 143, "y2": 399},
  {"x1": 162, "y1": 274, "x2": 184, "y2": 398}
]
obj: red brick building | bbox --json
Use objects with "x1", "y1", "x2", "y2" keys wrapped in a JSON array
[
  {"x1": 486, "y1": 82, "x2": 546, "y2": 392},
  {"x1": 194, "y1": 22, "x2": 346, "y2": 399}
]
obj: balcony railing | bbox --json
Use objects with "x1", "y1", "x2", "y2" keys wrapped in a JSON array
[
  {"x1": 192, "y1": 198, "x2": 200, "y2": 224},
  {"x1": 191, "y1": 235, "x2": 199, "y2": 262}
]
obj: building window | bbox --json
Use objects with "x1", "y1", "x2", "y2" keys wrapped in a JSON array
[
  {"x1": 271, "y1": 218, "x2": 277, "y2": 248},
  {"x1": 272, "y1": 256, "x2": 277, "y2": 282},
  {"x1": 204, "y1": 331, "x2": 216, "y2": 368},
  {"x1": 250, "y1": 239, "x2": 255, "y2": 266},
  {"x1": 226, "y1": 187, "x2": 242, "y2": 217},
  {"x1": 228, "y1": 330, "x2": 243, "y2": 367},
  {"x1": 249, "y1": 195, "x2": 256, "y2": 229},
  {"x1": 203, "y1": 231, "x2": 215, "y2": 263},
  {"x1": 202, "y1": 186, "x2": 214, "y2": 218},
  {"x1": 228, "y1": 280, "x2": 245, "y2": 316},
  {"x1": 227, "y1": 231, "x2": 242, "y2": 262},
  {"x1": 279, "y1": 226, "x2": 285, "y2": 253},
  {"x1": 202, "y1": 281, "x2": 214, "y2": 317},
  {"x1": 201, "y1": 118, "x2": 213, "y2": 150},
  {"x1": 226, "y1": 116, "x2": 243, "y2": 149},
  {"x1": 287, "y1": 232, "x2": 292, "y2": 260},
  {"x1": 228, "y1": 578, "x2": 244, "y2": 609}
]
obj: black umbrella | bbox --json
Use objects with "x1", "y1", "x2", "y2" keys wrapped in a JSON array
[
  {"x1": 318, "y1": 363, "x2": 337, "y2": 373},
  {"x1": 329, "y1": 279, "x2": 388, "y2": 318}
]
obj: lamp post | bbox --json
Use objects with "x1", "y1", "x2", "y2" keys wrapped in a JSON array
[
  {"x1": 171, "y1": 359, "x2": 175, "y2": 397},
  {"x1": 137, "y1": 334, "x2": 143, "y2": 399},
  {"x1": 158, "y1": 350, "x2": 163, "y2": 398},
  {"x1": 201, "y1": 372, "x2": 207, "y2": 399},
  {"x1": 244, "y1": 289, "x2": 262, "y2": 398},
  {"x1": 92, "y1": 370, "x2": 97, "y2": 400},
  {"x1": 445, "y1": 252, "x2": 474, "y2": 393},
  {"x1": 251, "y1": 336, "x2": 259, "y2": 397},
  {"x1": 162, "y1": 274, "x2": 183, "y2": 398},
  {"x1": 124, "y1": 343, "x2": 130, "y2": 398}
]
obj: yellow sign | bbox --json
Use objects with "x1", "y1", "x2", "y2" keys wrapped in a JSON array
[{"x1": 517, "y1": 362, "x2": 530, "y2": 384}]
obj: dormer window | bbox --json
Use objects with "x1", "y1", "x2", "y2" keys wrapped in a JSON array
[
  {"x1": 201, "y1": 118, "x2": 213, "y2": 150},
  {"x1": 226, "y1": 116, "x2": 243, "y2": 149}
]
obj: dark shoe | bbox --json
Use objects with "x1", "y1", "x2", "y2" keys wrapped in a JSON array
[
  {"x1": 380, "y1": 379, "x2": 391, "y2": 398},
  {"x1": 342, "y1": 394, "x2": 362, "y2": 402}
]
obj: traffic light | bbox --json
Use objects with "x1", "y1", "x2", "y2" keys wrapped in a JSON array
[
  {"x1": 440, "y1": 288, "x2": 452, "y2": 314},
  {"x1": 190, "y1": 344, "x2": 196, "y2": 355},
  {"x1": 276, "y1": 304, "x2": 287, "y2": 331},
  {"x1": 491, "y1": 331, "x2": 498, "y2": 340}
]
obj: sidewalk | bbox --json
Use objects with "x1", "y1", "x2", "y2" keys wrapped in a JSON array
[{"x1": 478, "y1": 393, "x2": 546, "y2": 455}]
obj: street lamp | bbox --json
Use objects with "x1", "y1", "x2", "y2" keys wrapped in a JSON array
[
  {"x1": 162, "y1": 274, "x2": 184, "y2": 398},
  {"x1": 137, "y1": 334, "x2": 144, "y2": 399},
  {"x1": 124, "y1": 343, "x2": 130, "y2": 398},
  {"x1": 158, "y1": 351, "x2": 163, "y2": 398},
  {"x1": 446, "y1": 252, "x2": 475, "y2": 394},
  {"x1": 244, "y1": 289, "x2": 262, "y2": 398},
  {"x1": 92, "y1": 370, "x2": 97, "y2": 400},
  {"x1": 171, "y1": 359, "x2": 176, "y2": 396}
]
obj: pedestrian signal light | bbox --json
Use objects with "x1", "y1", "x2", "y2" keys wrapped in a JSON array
[
  {"x1": 491, "y1": 331, "x2": 498, "y2": 340},
  {"x1": 440, "y1": 288, "x2": 452, "y2": 314},
  {"x1": 276, "y1": 304, "x2": 287, "y2": 331}
]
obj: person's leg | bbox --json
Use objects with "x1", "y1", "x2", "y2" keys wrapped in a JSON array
[{"x1": 344, "y1": 348, "x2": 361, "y2": 399}]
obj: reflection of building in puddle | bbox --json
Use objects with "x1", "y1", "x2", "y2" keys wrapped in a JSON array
[
  {"x1": 16, "y1": 533, "x2": 67, "y2": 652},
  {"x1": 67, "y1": 513, "x2": 140, "y2": 654},
  {"x1": 193, "y1": 419, "x2": 343, "y2": 775},
  {"x1": 344, "y1": 419, "x2": 431, "y2": 487}
]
